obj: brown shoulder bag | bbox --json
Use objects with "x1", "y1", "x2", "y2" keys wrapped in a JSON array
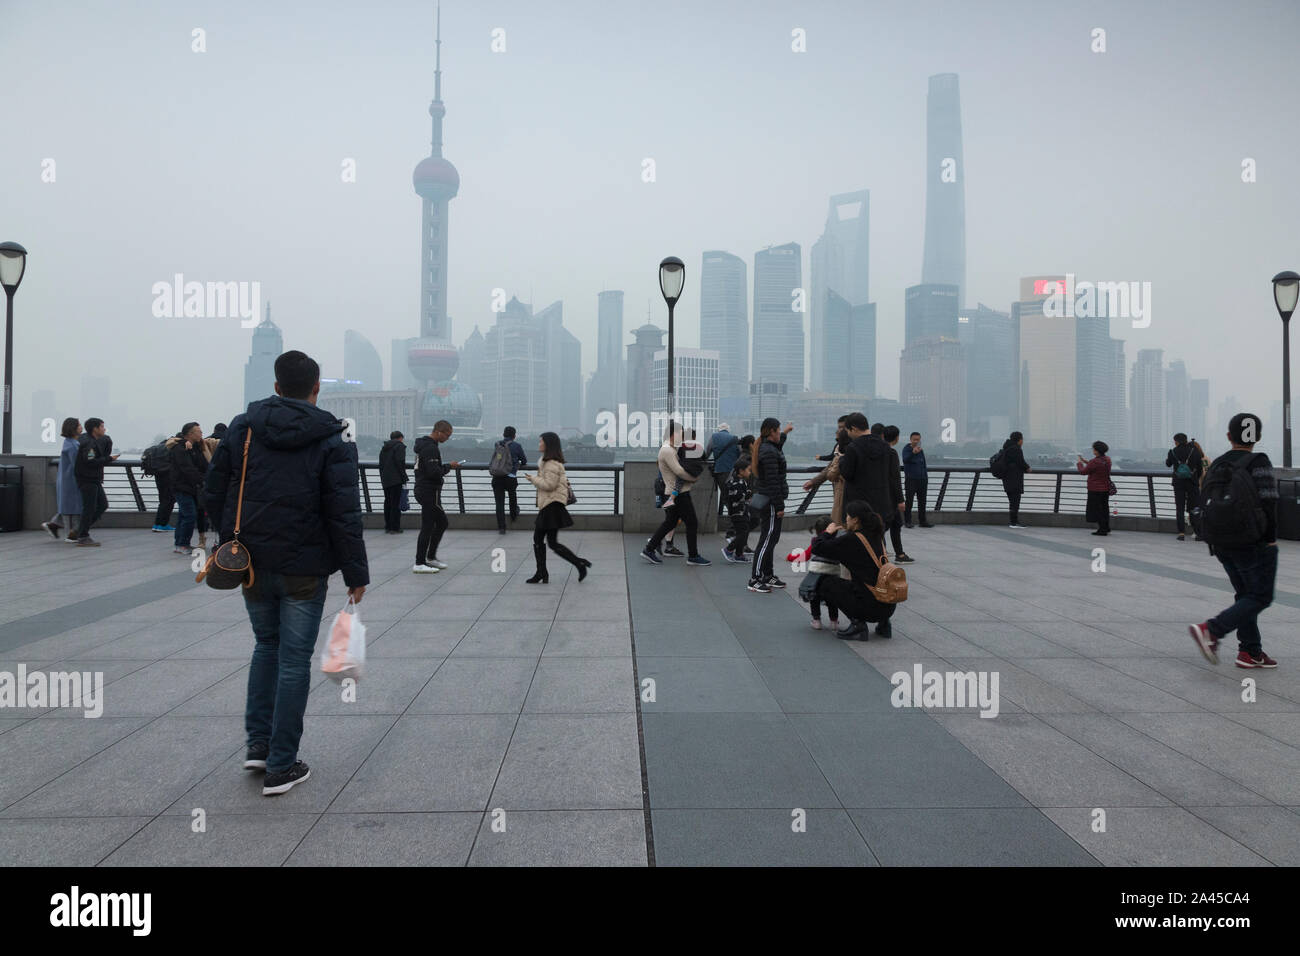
[
  {"x1": 855, "y1": 531, "x2": 908, "y2": 604},
  {"x1": 195, "y1": 429, "x2": 255, "y2": 590}
]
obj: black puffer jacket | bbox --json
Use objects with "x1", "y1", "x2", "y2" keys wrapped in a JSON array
[
  {"x1": 204, "y1": 396, "x2": 369, "y2": 588},
  {"x1": 753, "y1": 437, "x2": 788, "y2": 506},
  {"x1": 73, "y1": 433, "x2": 112, "y2": 485},
  {"x1": 378, "y1": 438, "x2": 408, "y2": 487},
  {"x1": 838, "y1": 434, "x2": 898, "y2": 515},
  {"x1": 1000, "y1": 439, "x2": 1030, "y2": 494},
  {"x1": 412, "y1": 435, "x2": 450, "y2": 495}
]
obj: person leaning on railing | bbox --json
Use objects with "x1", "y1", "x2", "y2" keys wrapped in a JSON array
[{"x1": 803, "y1": 417, "x2": 850, "y2": 525}]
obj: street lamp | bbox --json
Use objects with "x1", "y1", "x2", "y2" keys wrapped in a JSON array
[
  {"x1": 1273, "y1": 270, "x2": 1299, "y2": 468},
  {"x1": 658, "y1": 256, "x2": 684, "y2": 424},
  {"x1": 0, "y1": 242, "x2": 29, "y2": 455}
]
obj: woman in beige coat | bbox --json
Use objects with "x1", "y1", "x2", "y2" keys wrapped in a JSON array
[{"x1": 521, "y1": 431, "x2": 591, "y2": 584}]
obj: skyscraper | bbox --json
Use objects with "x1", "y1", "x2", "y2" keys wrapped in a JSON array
[
  {"x1": 653, "y1": 348, "x2": 720, "y2": 436},
  {"x1": 810, "y1": 191, "x2": 871, "y2": 393},
  {"x1": 752, "y1": 242, "x2": 803, "y2": 392},
  {"x1": 459, "y1": 326, "x2": 485, "y2": 400},
  {"x1": 904, "y1": 283, "x2": 959, "y2": 347},
  {"x1": 958, "y1": 304, "x2": 1016, "y2": 439},
  {"x1": 1189, "y1": 378, "x2": 1209, "y2": 439},
  {"x1": 699, "y1": 251, "x2": 748, "y2": 404},
  {"x1": 921, "y1": 73, "x2": 966, "y2": 308},
  {"x1": 1110, "y1": 338, "x2": 1129, "y2": 448},
  {"x1": 899, "y1": 338, "x2": 966, "y2": 439},
  {"x1": 479, "y1": 298, "x2": 579, "y2": 434},
  {"x1": 821, "y1": 292, "x2": 876, "y2": 398},
  {"x1": 627, "y1": 324, "x2": 666, "y2": 417},
  {"x1": 585, "y1": 290, "x2": 625, "y2": 429},
  {"x1": 1130, "y1": 349, "x2": 1167, "y2": 452},
  {"x1": 244, "y1": 303, "x2": 282, "y2": 409},
  {"x1": 1015, "y1": 277, "x2": 1076, "y2": 445},
  {"x1": 343, "y1": 330, "x2": 384, "y2": 391},
  {"x1": 1166, "y1": 360, "x2": 1190, "y2": 437}
]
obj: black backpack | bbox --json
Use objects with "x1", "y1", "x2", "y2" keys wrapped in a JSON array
[
  {"x1": 678, "y1": 444, "x2": 705, "y2": 478},
  {"x1": 141, "y1": 441, "x2": 171, "y2": 477},
  {"x1": 1200, "y1": 454, "x2": 1267, "y2": 548},
  {"x1": 654, "y1": 473, "x2": 666, "y2": 499},
  {"x1": 989, "y1": 448, "x2": 1007, "y2": 479}
]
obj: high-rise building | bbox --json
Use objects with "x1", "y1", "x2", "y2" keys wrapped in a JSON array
[
  {"x1": 957, "y1": 304, "x2": 1016, "y2": 440},
  {"x1": 1166, "y1": 360, "x2": 1190, "y2": 437},
  {"x1": 1075, "y1": 314, "x2": 1113, "y2": 449},
  {"x1": 1189, "y1": 378, "x2": 1210, "y2": 440},
  {"x1": 652, "y1": 348, "x2": 720, "y2": 436},
  {"x1": 320, "y1": 390, "x2": 421, "y2": 444},
  {"x1": 1110, "y1": 338, "x2": 1129, "y2": 449},
  {"x1": 751, "y1": 243, "x2": 804, "y2": 392},
  {"x1": 585, "y1": 290, "x2": 625, "y2": 430},
  {"x1": 479, "y1": 297, "x2": 579, "y2": 435},
  {"x1": 899, "y1": 337, "x2": 967, "y2": 439},
  {"x1": 343, "y1": 330, "x2": 384, "y2": 391},
  {"x1": 1130, "y1": 349, "x2": 1167, "y2": 452},
  {"x1": 745, "y1": 381, "x2": 789, "y2": 434},
  {"x1": 905, "y1": 283, "x2": 959, "y2": 347},
  {"x1": 1015, "y1": 277, "x2": 1076, "y2": 446},
  {"x1": 819, "y1": 291, "x2": 876, "y2": 399},
  {"x1": 700, "y1": 251, "x2": 748, "y2": 404},
  {"x1": 1216, "y1": 394, "x2": 1240, "y2": 434},
  {"x1": 921, "y1": 73, "x2": 966, "y2": 308},
  {"x1": 627, "y1": 324, "x2": 666, "y2": 417},
  {"x1": 244, "y1": 303, "x2": 282, "y2": 409},
  {"x1": 810, "y1": 191, "x2": 871, "y2": 392},
  {"x1": 459, "y1": 326, "x2": 485, "y2": 400},
  {"x1": 537, "y1": 300, "x2": 582, "y2": 433},
  {"x1": 390, "y1": 338, "x2": 420, "y2": 391}
]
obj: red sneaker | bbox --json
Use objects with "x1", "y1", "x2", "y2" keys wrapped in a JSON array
[
  {"x1": 1235, "y1": 651, "x2": 1278, "y2": 669},
  {"x1": 1188, "y1": 622, "x2": 1218, "y2": 664}
]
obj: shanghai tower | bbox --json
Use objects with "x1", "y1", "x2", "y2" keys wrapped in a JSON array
[{"x1": 921, "y1": 73, "x2": 966, "y2": 308}]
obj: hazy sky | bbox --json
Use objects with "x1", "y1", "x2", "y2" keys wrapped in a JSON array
[{"x1": 3, "y1": 0, "x2": 1299, "y2": 451}]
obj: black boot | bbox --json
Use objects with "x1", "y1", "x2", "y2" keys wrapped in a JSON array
[
  {"x1": 526, "y1": 543, "x2": 548, "y2": 584},
  {"x1": 550, "y1": 541, "x2": 586, "y2": 580}
]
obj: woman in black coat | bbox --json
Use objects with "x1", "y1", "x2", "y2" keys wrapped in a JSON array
[
  {"x1": 1000, "y1": 431, "x2": 1032, "y2": 528},
  {"x1": 810, "y1": 500, "x2": 897, "y2": 639}
]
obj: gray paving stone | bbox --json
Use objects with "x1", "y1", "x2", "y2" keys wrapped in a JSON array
[
  {"x1": 0, "y1": 817, "x2": 153, "y2": 866},
  {"x1": 479, "y1": 592, "x2": 562, "y2": 621},
  {"x1": 849, "y1": 808, "x2": 1099, "y2": 866},
  {"x1": 642, "y1": 713, "x2": 839, "y2": 809},
  {"x1": 44, "y1": 658, "x2": 244, "y2": 719},
  {"x1": 632, "y1": 619, "x2": 747, "y2": 658},
  {"x1": 68, "y1": 620, "x2": 235, "y2": 660},
  {"x1": 306, "y1": 658, "x2": 441, "y2": 715},
  {"x1": 436, "y1": 574, "x2": 508, "y2": 595},
  {"x1": 0, "y1": 716, "x2": 152, "y2": 809},
  {"x1": 1187, "y1": 805, "x2": 1300, "y2": 866},
  {"x1": 369, "y1": 619, "x2": 472, "y2": 657},
  {"x1": 100, "y1": 812, "x2": 320, "y2": 866},
  {"x1": 286, "y1": 812, "x2": 481, "y2": 866},
  {"x1": 1014, "y1": 657, "x2": 1206, "y2": 714},
  {"x1": 330, "y1": 714, "x2": 516, "y2": 812},
  {"x1": 408, "y1": 657, "x2": 537, "y2": 714},
  {"x1": 524, "y1": 658, "x2": 635, "y2": 713},
  {"x1": 637, "y1": 656, "x2": 781, "y2": 714},
  {"x1": 751, "y1": 656, "x2": 904, "y2": 713},
  {"x1": 451, "y1": 619, "x2": 550, "y2": 657},
  {"x1": 950, "y1": 622, "x2": 1082, "y2": 659},
  {"x1": 543, "y1": 621, "x2": 631, "y2": 657},
  {"x1": 402, "y1": 593, "x2": 496, "y2": 620},
  {"x1": 651, "y1": 809, "x2": 877, "y2": 866},
  {"x1": 468, "y1": 809, "x2": 647, "y2": 866},
  {"x1": 789, "y1": 713, "x2": 1030, "y2": 809},
  {"x1": 1099, "y1": 656, "x2": 1300, "y2": 714},
  {"x1": 491, "y1": 714, "x2": 643, "y2": 810},
  {"x1": 942, "y1": 656, "x2": 1094, "y2": 715},
  {"x1": 1041, "y1": 806, "x2": 1271, "y2": 866}
]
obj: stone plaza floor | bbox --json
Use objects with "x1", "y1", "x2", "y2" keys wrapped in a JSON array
[{"x1": 0, "y1": 522, "x2": 1298, "y2": 866}]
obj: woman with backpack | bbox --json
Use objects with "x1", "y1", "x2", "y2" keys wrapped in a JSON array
[
  {"x1": 810, "y1": 501, "x2": 898, "y2": 639},
  {"x1": 521, "y1": 431, "x2": 591, "y2": 584},
  {"x1": 1076, "y1": 440, "x2": 1113, "y2": 536}
]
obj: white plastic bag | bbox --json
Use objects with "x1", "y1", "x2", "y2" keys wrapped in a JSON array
[{"x1": 320, "y1": 597, "x2": 366, "y2": 683}]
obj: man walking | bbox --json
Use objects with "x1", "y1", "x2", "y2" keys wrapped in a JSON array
[
  {"x1": 205, "y1": 350, "x2": 369, "y2": 795},
  {"x1": 378, "y1": 430, "x2": 408, "y2": 534},
  {"x1": 489, "y1": 425, "x2": 527, "y2": 533},
  {"x1": 902, "y1": 431, "x2": 933, "y2": 529},
  {"x1": 838, "y1": 414, "x2": 904, "y2": 546},
  {"x1": 412, "y1": 420, "x2": 459, "y2": 573},
  {"x1": 707, "y1": 422, "x2": 740, "y2": 517},
  {"x1": 1189, "y1": 413, "x2": 1279, "y2": 669},
  {"x1": 1166, "y1": 432, "x2": 1204, "y2": 542},
  {"x1": 73, "y1": 418, "x2": 116, "y2": 547}
]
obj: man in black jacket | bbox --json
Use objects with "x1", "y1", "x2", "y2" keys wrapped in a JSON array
[
  {"x1": 996, "y1": 432, "x2": 1032, "y2": 528},
  {"x1": 378, "y1": 431, "x2": 408, "y2": 534},
  {"x1": 1166, "y1": 432, "x2": 1204, "y2": 541},
  {"x1": 837, "y1": 413, "x2": 902, "y2": 528},
  {"x1": 411, "y1": 420, "x2": 460, "y2": 572},
  {"x1": 205, "y1": 350, "x2": 369, "y2": 796},
  {"x1": 169, "y1": 422, "x2": 208, "y2": 555},
  {"x1": 73, "y1": 417, "x2": 115, "y2": 547}
]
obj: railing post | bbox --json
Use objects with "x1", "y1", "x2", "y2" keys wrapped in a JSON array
[
  {"x1": 125, "y1": 465, "x2": 146, "y2": 513},
  {"x1": 456, "y1": 467, "x2": 466, "y2": 515},
  {"x1": 613, "y1": 469, "x2": 620, "y2": 515},
  {"x1": 360, "y1": 468, "x2": 373, "y2": 514},
  {"x1": 965, "y1": 471, "x2": 979, "y2": 512},
  {"x1": 1054, "y1": 473, "x2": 1062, "y2": 513},
  {"x1": 1148, "y1": 476, "x2": 1157, "y2": 518},
  {"x1": 934, "y1": 471, "x2": 950, "y2": 512}
]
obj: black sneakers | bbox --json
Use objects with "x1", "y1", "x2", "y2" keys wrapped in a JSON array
[
  {"x1": 262, "y1": 760, "x2": 310, "y2": 795},
  {"x1": 243, "y1": 742, "x2": 269, "y2": 771}
]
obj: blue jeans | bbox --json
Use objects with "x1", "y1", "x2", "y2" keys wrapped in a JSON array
[
  {"x1": 174, "y1": 492, "x2": 197, "y2": 547},
  {"x1": 1209, "y1": 544, "x2": 1278, "y2": 656},
  {"x1": 243, "y1": 573, "x2": 329, "y2": 773}
]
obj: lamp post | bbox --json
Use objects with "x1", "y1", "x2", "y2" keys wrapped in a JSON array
[
  {"x1": 0, "y1": 242, "x2": 29, "y2": 455},
  {"x1": 658, "y1": 256, "x2": 685, "y2": 424},
  {"x1": 1273, "y1": 270, "x2": 1299, "y2": 468}
]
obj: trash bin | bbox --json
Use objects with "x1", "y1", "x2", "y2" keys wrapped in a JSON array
[
  {"x1": 0, "y1": 464, "x2": 22, "y2": 533},
  {"x1": 1277, "y1": 478, "x2": 1300, "y2": 541}
]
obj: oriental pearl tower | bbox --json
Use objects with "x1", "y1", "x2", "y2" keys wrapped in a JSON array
[{"x1": 408, "y1": 5, "x2": 481, "y2": 428}]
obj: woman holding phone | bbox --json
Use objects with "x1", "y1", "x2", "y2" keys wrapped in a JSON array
[{"x1": 1077, "y1": 440, "x2": 1113, "y2": 536}]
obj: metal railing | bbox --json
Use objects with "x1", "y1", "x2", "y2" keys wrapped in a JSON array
[
  {"x1": 791, "y1": 465, "x2": 1188, "y2": 519},
  {"x1": 55, "y1": 461, "x2": 627, "y2": 516}
]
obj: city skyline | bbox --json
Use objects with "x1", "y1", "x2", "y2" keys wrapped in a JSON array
[{"x1": 3, "y1": 0, "x2": 1297, "y2": 453}]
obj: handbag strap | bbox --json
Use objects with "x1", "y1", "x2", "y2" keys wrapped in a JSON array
[
  {"x1": 233, "y1": 428, "x2": 251, "y2": 538},
  {"x1": 854, "y1": 531, "x2": 886, "y2": 573}
]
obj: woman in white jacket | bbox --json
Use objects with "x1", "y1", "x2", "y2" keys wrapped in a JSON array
[{"x1": 521, "y1": 431, "x2": 591, "y2": 584}]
